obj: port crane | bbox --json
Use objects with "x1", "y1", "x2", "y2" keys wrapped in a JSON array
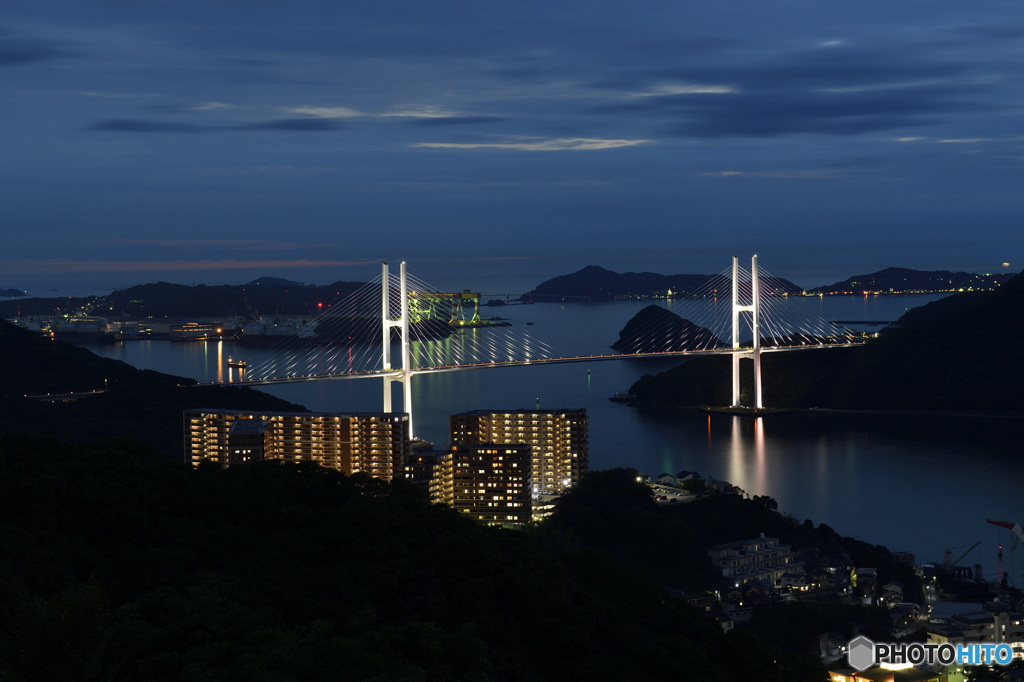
[
  {"x1": 988, "y1": 519, "x2": 1024, "y2": 545},
  {"x1": 987, "y1": 520, "x2": 1024, "y2": 586},
  {"x1": 944, "y1": 541, "x2": 981, "y2": 569}
]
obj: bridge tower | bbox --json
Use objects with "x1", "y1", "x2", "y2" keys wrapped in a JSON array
[
  {"x1": 382, "y1": 261, "x2": 415, "y2": 436},
  {"x1": 731, "y1": 255, "x2": 763, "y2": 409}
]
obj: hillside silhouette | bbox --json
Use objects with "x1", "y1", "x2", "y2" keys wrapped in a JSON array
[{"x1": 631, "y1": 269, "x2": 1024, "y2": 411}]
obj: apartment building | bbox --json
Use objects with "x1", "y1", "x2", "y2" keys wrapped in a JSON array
[
  {"x1": 431, "y1": 443, "x2": 532, "y2": 525},
  {"x1": 449, "y1": 409, "x2": 588, "y2": 493},
  {"x1": 184, "y1": 409, "x2": 410, "y2": 482}
]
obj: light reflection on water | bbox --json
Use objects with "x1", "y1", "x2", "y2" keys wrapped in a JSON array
[{"x1": 81, "y1": 295, "x2": 1024, "y2": 569}]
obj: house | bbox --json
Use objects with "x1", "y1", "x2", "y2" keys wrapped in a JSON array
[
  {"x1": 705, "y1": 477, "x2": 732, "y2": 492},
  {"x1": 712, "y1": 613, "x2": 734, "y2": 632},
  {"x1": 680, "y1": 592, "x2": 716, "y2": 612},
  {"x1": 827, "y1": 665, "x2": 941, "y2": 681},
  {"x1": 657, "y1": 472, "x2": 676, "y2": 486},
  {"x1": 781, "y1": 572, "x2": 806, "y2": 589},
  {"x1": 819, "y1": 631, "x2": 846, "y2": 658},
  {"x1": 888, "y1": 605, "x2": 915, "y2": 633},
  {"x1": 675, "y1": 470, "x2": 701, "y2": 482},
  {"x1": 723, "y1": 603, "x2": 754, "y2": 623},
  {"x1": 881, "y1": 580, "x2": 905, "y2": 606}
]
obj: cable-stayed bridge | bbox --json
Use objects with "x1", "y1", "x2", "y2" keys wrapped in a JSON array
[{"x1": 204, "y1": 257, "x2": 865, "y2": 435}]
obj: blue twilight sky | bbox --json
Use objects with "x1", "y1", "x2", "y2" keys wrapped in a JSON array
[{"x1": 2, "y1": 0, "x2": 1023, "y2": 293}]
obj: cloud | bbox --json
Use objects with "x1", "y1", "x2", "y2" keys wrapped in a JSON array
[
  {"x1": 631, "y1": 84, "x2": 737, "y2": 97},
  {"x1": 412, "y1": 137, "x2": 649, "y2": 151},
  {"x1": 408, "y1": 115, "x2": 504, "y2": 126},
  {"x1": 938, "y1": 138, "x2": 989, "y2": 143},
  {"x1": 283, "y1": 104, "x2": 501, "y2": 127},
  {"x1": 193, "y1": 102, "x2": 233, "y2": 111},
  {"x1": 592, "y1": 44, "x2": 991, "y2": 137},
  {"x1": 105, "y1": 238, "x2": 345, "y2": 250},
  {"x1": 285, "y1": 106, "x2": 363, "y2": 119},
  {"x1": 232, "y1": 118, "x2": 345, "y2": 131},
  {"x1": 702, "y1": 169, "x2": 851, "y2": 179},
  {"x1": 378, "y1": 106, "x2": 463, "y2": 119},
  {"x1": 0, "y1": 35, "x2": 69, "y2": 67},
  {"x1": 950, "y1": 24, "x2": 1024, "y2": 42},
  {"x1": 0, "y1": 259, "x2": 374, "y2": 274},
  {"x1": 87, "y1": 119, "x2": 208, "y2": 133},
  {"x1": 86, "y1": 118, "x2": 345, "y2": 133}
]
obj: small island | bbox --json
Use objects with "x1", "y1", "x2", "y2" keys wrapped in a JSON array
[{"x1": 612, "y1": 305, "x2": 725, "y2": 353}]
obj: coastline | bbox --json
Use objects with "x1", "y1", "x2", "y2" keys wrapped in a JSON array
[{"x1": 631, "y1": 403, "x2": 1024, "y2": 421}]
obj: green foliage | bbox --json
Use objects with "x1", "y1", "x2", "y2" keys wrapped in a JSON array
[
  {"x1": 750, "y1": 602, "x2": 890, "y2": 653},
  {"x1": 0, "y1": 435, "x2": 826, "y2": 681}
]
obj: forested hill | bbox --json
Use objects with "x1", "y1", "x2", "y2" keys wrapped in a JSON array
[
  {"x1": 0, "y1": 441, "x2": 863, "y2": 681},
  {"x1": 523, "y1": 265, "x2": 802, "y2": 301},
  {"x1": 0, "y1": 319, "x2": 304, "y2": 456},
  {"x1": 630, "y1": 268, "x2": 1024, "y2": 411},
  {"x1": 0, "y1": 278, "x2": 366, "y2": 318},
  {"x1": 808, "y1": 267, "x2": 1011, "y2": 294},
  {"x1": 612, "y1": 305, "x2": 724, "y2": 353}
]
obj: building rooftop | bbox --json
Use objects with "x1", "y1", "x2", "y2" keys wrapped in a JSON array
[
  {"x1": 228, "y1": 419, "x2": 266, "y2": 436},
  {"x1": 711, "y1": 535, "x2": 782, "y2": 551},
  {"x1": 451, "y1": 408, "x2": 587, "y2": 417},
  {"x1": 928, "y1": 601, "x2": 992, "y2": 621},
  {"x1": 188, "y1": 408, "x2": 408, "y2": 419}
]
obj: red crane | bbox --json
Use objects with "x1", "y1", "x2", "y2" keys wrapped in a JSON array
[{"x1": 987, "y1": 520, "x2": 1024, "y2": 585}]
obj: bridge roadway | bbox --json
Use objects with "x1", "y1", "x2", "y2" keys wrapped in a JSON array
[{"x1": 200, "y1": 342, "x2": 864, "y2": 388}]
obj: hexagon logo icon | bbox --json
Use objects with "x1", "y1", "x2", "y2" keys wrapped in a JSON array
[{"x1": 847, "y1": 635, "x2": 875, "y2": 671}]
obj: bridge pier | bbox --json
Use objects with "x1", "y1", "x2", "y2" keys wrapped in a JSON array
[{"x1": 731, "y1": 255, "x2": 763, "y2": 409}]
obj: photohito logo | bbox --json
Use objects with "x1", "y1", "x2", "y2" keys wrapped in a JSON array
[{"x1": 846, "y1": 635, "x2": 1014, "y2": 671}]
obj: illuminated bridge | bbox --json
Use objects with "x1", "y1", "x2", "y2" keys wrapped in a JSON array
[{"x1": 201, "y1": 258, "x2": 865, "y2": 436}]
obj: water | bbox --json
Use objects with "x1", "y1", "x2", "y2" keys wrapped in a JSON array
[{"x1": 82, "y1": 294, "x2": 1024, "y2": 575}]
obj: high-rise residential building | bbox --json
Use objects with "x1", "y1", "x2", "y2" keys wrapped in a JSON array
[
  {"x1": 449, "y1": 409, "x2": 588, "y2": 493},
  {"x1": 431, "y1": 443, "x2": 532, "y2": 525},
  {"x1": 404, "y1": 450, "x2": 443, "y2": 490},
  {"x1": 184, "y1": 409, "x2": 409, "y2": 481}
]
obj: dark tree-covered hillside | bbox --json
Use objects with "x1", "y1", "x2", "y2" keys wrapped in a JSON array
[
  {"x1": 0, "y1": 436, "x2": 827, "y2": 681},
  {"x1": 631, "y1": 269, "x2": 1024, "y2": 412}
]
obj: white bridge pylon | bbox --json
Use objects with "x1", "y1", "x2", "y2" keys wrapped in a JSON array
[
  {"x1": 731, "y1": 255, "x2": 762, "y2": 409},
  {"x1": 381, "y1": 261, "x2": 415, "y2": 436}
]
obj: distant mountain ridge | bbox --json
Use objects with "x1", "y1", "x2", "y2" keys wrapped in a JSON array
[
  {"x1": 0, "y1": 288, "x2": 29, "y2": 298},
  {"x1": 808, "y1": 267, "x2": 1012, "y2": 294},
  {"x1": 524, "y1": 265, "x2": 1012, "y2": 301},
  {"x1": 245, "y1": 276, "x2": 310, "y2": 287},
  {"x1": 0, "y1": 279, "x2": 365, "y2": 319},
  {"x1": 523, "y1": 265, "x2": 801, "y2": 301}
]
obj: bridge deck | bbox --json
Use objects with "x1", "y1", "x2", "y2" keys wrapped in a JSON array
[{"x1": 199, "y1": 342, "x2": 864, "y2": 387}]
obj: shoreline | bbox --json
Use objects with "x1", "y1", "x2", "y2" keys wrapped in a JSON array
[{"x1": 634, "y1": 404, "x2": 1024, "y2": 421}]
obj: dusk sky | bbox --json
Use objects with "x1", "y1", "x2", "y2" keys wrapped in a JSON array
[{"x1": 3, "y1": 0, "x2": 1023, "y2": 293}]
